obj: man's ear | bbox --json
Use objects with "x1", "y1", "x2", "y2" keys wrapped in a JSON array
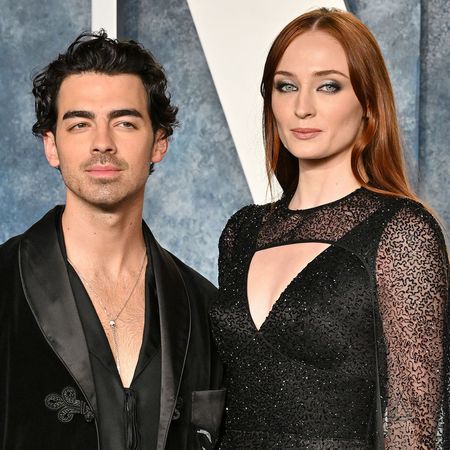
[
  {"x1": 150, "y1": 129, "x2": 168, "y2": 164},
  {"x1": 43, "y1": 131, "x2": 60, "y2": 168}
]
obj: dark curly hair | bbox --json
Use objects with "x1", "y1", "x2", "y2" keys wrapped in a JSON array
[{"x1": 32, "y1": 30, "x2": 178, "y2": 138}]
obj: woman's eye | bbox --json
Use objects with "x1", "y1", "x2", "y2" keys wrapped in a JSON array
[
  {"x1": 274, "y1": 81, "x2": 297, "y2": 93},
  {"x1": 318, "y1": 82, "x2": 341, "y2": 93}
]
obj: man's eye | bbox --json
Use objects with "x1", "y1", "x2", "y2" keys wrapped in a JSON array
[
  {"x1": 69, "y1": 122, "x2": 88, "y2": 131},
  {"x1": 274, "y1": 81, "x2": 297, "y2": 93},
  {"x1": 118, "y1": 121, "x2": 137, "y2": 129}
]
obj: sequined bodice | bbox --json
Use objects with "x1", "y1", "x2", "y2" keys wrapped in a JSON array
[{"x1": 210, "y1": 188, "x2": 449, "y2": 449}]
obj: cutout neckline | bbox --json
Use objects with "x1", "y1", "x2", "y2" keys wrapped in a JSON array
[{"x1": 246, "y1": 241, "x2": 332, "y2": 331}]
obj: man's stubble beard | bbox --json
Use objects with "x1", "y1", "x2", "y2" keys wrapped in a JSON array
[
  {"x1": 61, "y1": 169, "x2": 142, "y2": 212},
  {"x1": 58, "y1": 151, "x2": 150, "y2": 211}
]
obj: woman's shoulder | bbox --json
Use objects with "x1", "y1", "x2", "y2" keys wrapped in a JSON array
[
  {"x1": 223, "y1": 202, "x2": 272, "y2": 231},
  {"x1": 219, "y1": 202, "x2": 273, "y2": 251},
  {"x1": 381, "y1": 194, "x2": 442, "y2": 230},
  {"x1": 374, "y1": 193, "x2": 447, "y2": 254}
]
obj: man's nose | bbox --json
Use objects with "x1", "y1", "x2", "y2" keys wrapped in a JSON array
[{"x1": 91, "y1": 125, "x2": 117, "y2": 153}]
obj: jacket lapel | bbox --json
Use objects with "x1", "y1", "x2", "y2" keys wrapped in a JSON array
[
  {"x1": 18, "y1": 208, "x2": 190, "y2": 442},
  {"x1": 144, "y1": 224, "x2": 191, "y2": 450},
  {"x1": 19, "y1": 206, "x2": 97, "y2": 411}
]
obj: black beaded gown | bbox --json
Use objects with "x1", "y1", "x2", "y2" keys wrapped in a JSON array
[{"x1": 210, "y1": 187, "x2": 449, "y2": 449}]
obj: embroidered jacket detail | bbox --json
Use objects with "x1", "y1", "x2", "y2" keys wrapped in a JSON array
[
  {"x1": 45, "y1": 386, "x2": 94, "y2": 423},
  {"x1": 197, "y1": 428, "x2": 213, "y2": 450}
]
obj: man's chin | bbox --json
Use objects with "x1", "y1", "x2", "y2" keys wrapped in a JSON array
[
  {"x1": 87, "y1": 197, "x2": 131, "y2": 212},
  {"x1": 69, "y1": 193, "x2": 133, "y2": 213},
  {"x1": 64, "y1": 183, "x2": 145, "y2": 213}
]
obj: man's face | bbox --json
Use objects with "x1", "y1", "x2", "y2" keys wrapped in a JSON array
[{"x1": 44, "y1": 72, "x2": 167, "y2": 211}]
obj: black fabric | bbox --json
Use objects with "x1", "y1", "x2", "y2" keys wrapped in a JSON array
[
  {"x1": 55, "y1": 213, "x2": 161, "y2": 450},
  {"x1": 191, "y1": 389, "x2": 227, "y2": 437},
  {"x1": 211, "y1": 187, "x2": 449, "y2": 449},
  {"x1": 0, "y1": 206, "x2": 224, "y2": 450}
]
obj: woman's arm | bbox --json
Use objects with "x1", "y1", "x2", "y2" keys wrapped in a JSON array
[{"x1": 376, "y1": 204, "x2": 449, "y2": 449}]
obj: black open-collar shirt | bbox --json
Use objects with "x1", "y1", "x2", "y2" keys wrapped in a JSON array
[{"x1": 56, "y1": 212, "x2": 161, "y2": 450}]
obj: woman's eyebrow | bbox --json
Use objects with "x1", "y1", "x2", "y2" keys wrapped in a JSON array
[
  {"x1": 313, "y1": 69, "x2": 349, "y2": 78},
  {"x1": 274, "y1": 69, "x2": 349, "y2": 79}
]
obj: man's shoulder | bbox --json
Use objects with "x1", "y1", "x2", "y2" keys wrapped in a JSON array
[
  {"x1": 160, "y1": 249, "x2": 217, "y2": 317},
  {"x1": 168, "y1": 250, "x2": 217, "y2": 295},
  {"x1": 0, "y1": 207, "x2": 59, "y2": 267},
  {"x1": 142, "y1": 222, "x2": 217, "y2": 296},
  {"x1": 0, "y1": 233, "x2": 23, "y2": 267}
]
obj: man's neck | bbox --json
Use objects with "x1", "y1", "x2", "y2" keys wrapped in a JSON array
[{"x1": 62, "y1": 196, "x2": 146, "y2": 279}]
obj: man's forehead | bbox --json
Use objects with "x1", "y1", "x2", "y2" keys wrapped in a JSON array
[
  {"x1": 56, "y1": 72, "x2": 149, "y2": 114},
  {"x1": 59, "y1": 72, "x2": 144, "y2": 88}
]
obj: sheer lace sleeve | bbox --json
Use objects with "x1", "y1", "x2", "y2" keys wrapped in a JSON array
[{"x1": 376, "y1": 203, "x2": 449, "y2": 449}]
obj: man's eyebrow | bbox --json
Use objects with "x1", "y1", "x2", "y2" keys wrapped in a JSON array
[
  {"x1": 274, "y1": 69, "x2": 349, "y2": 79},
  {"x1": 108, "y1": 109, "x2": 144, "y2": 120},
  {"x1": 62, "y1": 109, "x2": 144, "y2": 121},
  {"x1": 62, "y1": 110, "x2": 95, "y2": 120}
]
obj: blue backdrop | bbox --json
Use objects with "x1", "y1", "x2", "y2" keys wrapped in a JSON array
[{"x1": 1, "y1": 0, "x2": 448, "y2": 282}]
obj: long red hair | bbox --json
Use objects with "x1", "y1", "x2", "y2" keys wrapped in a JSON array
[{"x1": 261, "y1": 8, "x2": 418, "y2": 201}]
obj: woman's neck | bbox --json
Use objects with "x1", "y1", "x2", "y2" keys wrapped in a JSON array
[{"x1": 289, "y1": 154, "x2": 361, "y2": 210}]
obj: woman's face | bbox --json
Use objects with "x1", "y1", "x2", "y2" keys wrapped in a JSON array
[{"x1": 271, "y1": 30, "x2": 363, "y2": 165}]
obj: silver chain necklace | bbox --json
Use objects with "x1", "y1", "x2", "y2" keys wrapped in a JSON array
[{"x1": 67, "y1": 252, "x2": 147, "y2": 374}]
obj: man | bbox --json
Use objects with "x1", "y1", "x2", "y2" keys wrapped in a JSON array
[{"x1": 0, "y1": 31, "x2": 224, "y2": 450}]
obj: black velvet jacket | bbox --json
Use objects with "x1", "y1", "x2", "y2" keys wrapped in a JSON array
[{"x1": 0, "y1": 207, "x2": 225, "y2": 450}]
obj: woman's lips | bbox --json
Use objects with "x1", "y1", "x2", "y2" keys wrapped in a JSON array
[{"x1": 291, "y1": 128, "x2": 322, "y2": 140}]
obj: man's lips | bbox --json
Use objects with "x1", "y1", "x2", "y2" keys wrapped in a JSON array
[
  {"x1": 85, "y1": 165, "x2": 123, "y2": 177},
  {"x1": 291, "y1": 128, "x2": 322, "y2": 139}
]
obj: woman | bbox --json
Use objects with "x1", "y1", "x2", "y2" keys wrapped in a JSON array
[{"x1": 210, "y1": 8, "x2": 449, "y2": 449}]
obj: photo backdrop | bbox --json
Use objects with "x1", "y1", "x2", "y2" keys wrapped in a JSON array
[{"x1": 1, "y1": 0, "x2": 448, "y2": 283}]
